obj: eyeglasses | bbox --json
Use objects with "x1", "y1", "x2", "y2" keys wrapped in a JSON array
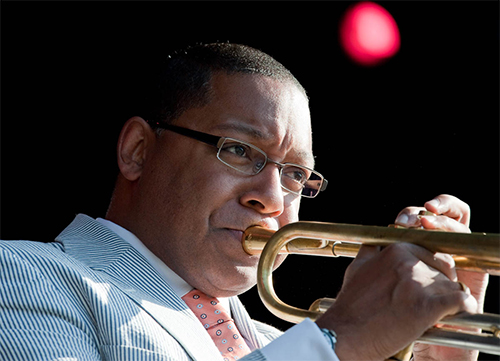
[{"x1": 147, "y1": 121, "x2": 328, "y2": 198}]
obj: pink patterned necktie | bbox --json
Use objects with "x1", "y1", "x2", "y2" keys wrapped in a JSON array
[{"x1": 182, "y1": 289, "x2": 251, "y2": 360}]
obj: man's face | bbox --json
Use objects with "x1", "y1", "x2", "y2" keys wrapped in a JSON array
[{"x1": 133, "y1": 73, "x2": 313, "y2": 297}]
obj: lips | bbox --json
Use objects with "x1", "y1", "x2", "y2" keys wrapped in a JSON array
[
  {"x1": 225, "y1": 229, "x2": 244, "y2": 243},
  {"x1": 224, "y1": 223, "x2": 278, "y2": 243}
]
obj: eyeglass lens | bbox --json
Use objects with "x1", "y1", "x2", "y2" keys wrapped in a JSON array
[{"x1": 216, "y1": 138, "x2": 323, "y2": 198}]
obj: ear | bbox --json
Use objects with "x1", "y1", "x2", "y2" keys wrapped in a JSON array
[{"x1": 116, "y1": 116, "x2": 155, "y2": 181}]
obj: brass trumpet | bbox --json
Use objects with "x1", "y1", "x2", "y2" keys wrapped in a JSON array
[{"x1": 243, "y1": 221, "x2": 500, "y2": 356}]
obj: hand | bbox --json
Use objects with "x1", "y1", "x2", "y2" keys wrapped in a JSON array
[
  {"x1": 395, "y1": 194, "x2": 489, "y2": 361},
  {"x1": 315, "y1": 194, "x2": 479, "y2": 361}
]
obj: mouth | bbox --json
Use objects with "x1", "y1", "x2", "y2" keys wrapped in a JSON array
[
  {"x1": 217, "y1": 228, "x2": 261, "y2": 266},
  {"x1": 225, "y1": 228, "x2": 244, "y2": 243},
  {"x1": 224, "y1": 225, "x2": 277, "y2": 256}
]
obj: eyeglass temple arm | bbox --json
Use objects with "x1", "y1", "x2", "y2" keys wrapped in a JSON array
[{"x1": 147, "y1": 121, "x2": 222, "y2": 148}]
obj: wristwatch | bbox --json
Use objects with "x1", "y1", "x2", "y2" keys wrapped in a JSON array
[{"x1": 320, "y1": 328, "x2": 337, "y2": 351}]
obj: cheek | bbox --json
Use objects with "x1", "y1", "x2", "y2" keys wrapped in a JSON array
[
  {"x1": 149, "y1": 143, "x2": 225, "y2": 200},
  {"x1": 157, "y1": 161, "x2": 239, "y2": 230},
  {"x1": 137, "y1": 150, "x2": 217, "y2": 227},
  {"x1": 279, "y1": 196, "x2": 301, "y2": 225}
]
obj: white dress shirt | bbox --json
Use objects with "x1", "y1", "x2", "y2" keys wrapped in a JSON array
[{"x1": 97, "y1": 218, "x2": 339, "y2": 361}]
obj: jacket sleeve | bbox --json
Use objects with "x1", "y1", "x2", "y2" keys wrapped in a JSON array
[{"x1": 0, "y1": 244, "x2": 101, "y2": 361}]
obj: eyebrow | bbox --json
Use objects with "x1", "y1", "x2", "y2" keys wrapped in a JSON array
[{"x1": 212, "y1": 123, "x2": 270, "y2": 141}]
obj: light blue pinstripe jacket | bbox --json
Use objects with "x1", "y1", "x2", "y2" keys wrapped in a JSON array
[{"x1": 0, "y1": 214, "x2": 282, "y2": 360}]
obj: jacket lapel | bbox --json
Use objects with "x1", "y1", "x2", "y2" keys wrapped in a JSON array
[
  {"x1": 56, "y1": 214, "x2": 222, "y2": 361},
  {"x1": 229, "y1": 296, "x2": 268, "y2": 350}
]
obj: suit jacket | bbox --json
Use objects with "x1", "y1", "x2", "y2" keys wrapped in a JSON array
[{"x1": 0, "y1": 214, "x2": 282, "y2": 360}]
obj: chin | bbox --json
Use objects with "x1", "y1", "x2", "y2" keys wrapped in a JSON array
[{"x1": 203, "y1": 265, "x2": 259, "y2": 298}]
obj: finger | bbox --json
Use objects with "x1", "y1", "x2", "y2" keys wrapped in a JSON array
[
  {"x1": 396, "y1": 245, "x2": 477, "y2": 318},
  {"x1": 457, "y1": 281, "x2": 471, "y2": 295},
  {"x1": 456, "y1": 269, "x2": 489, "y2": 313},
  {"x1": 432, "y1": 286, "x2": 478, "y2": 317},
  {"x1": 424, "y1": 194, "x2": 470, "y2": 227},
  {"x1": 385, "y1": 243, "x2": 457, "y2": 281},
  {"x1": 395, "y1": 207, "x2": 426, "y2": 228},
  {"x1": 421, "y1": 278, "x2": 477, "y2": 320},
  {"x1": 419, "y1": 215, "x2": 471, "y2": 233},
  {"x1": 424, "y1": 279, "x2": 469, "y2": 297},
  {"x1": 432, "y1": 252, "x2": 458, "y2": 281}
]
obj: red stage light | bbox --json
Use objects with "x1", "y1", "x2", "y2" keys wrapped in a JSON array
[{"x1": 340, "y1": 2, "x2": 401, "y2": 66}]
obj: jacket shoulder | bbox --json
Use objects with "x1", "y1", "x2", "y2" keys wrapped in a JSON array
[
  {"x1": 0, "y1": 238, "x2": 99, "y2": 286},
  {"x1": 0, "y1": 239, "x2": 65, "y2": 261},
  {"x1": 0, "y1": 239, "x2": 103, "y2": 360}
]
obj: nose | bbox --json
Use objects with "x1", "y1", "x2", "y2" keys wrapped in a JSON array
[{"x1": 239, "y1": 163, "x2": 285, "y2": 218}]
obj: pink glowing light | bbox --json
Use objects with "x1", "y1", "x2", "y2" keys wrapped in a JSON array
[{"x1": 340, "y1": 2, "x2": 401, "y2": 66}]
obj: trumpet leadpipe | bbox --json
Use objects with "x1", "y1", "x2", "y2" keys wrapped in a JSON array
[{"x1": 243, "y1": 224, "x2": 500, "y2": 275}]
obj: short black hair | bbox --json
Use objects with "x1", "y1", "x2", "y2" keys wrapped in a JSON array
[{"x1": 143, "y1": 43, "x2": 306, "y2": 124}]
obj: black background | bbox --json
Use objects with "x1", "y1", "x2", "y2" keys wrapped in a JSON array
[{"x1": 1, "y1": 1, "x2": 499, "y2": 359}]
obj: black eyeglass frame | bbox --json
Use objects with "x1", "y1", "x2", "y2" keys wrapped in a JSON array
[{"x1": 147, "y1": 121, "x2": 328, "y2": 198}]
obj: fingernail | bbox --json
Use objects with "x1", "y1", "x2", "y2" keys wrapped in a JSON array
[
  {"x1": 396, "y1": 214, "x2": 409, "y2": 225},
  {"x1": 422, "y1": 215, "x2": 438, "y2": 224},
  {"x1": 426, "y1": 199, "x2": 440, "y2": 209}
]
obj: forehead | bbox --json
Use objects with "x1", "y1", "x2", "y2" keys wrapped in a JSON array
[{"x1": 177, "y1": 73, "x2": 314, "y2": 166}]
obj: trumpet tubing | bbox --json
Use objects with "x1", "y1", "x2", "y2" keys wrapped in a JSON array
[
  {"x1": 242, "y1": 221, "x2": 500, "y2": 356},
  {"x1": 243, "y1": 224, "x2": 500, "y2": 275}
]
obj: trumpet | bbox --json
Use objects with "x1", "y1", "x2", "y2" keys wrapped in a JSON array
[{"x1": 243, "y1": 221, "x2": 500, "y2": 357}]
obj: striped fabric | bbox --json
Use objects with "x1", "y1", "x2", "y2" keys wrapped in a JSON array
[{"x1": 0, "y1": 214, "x2": 282, "y2": 361}]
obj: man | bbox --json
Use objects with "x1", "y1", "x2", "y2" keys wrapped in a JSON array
[{"x1": 0, "y1": 43, "x2": 487, "y2": 360}]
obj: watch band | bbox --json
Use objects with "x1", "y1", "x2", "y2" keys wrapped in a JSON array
[{"x1": 320, "y1": 328, "x2": 337, "y2": 351}]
